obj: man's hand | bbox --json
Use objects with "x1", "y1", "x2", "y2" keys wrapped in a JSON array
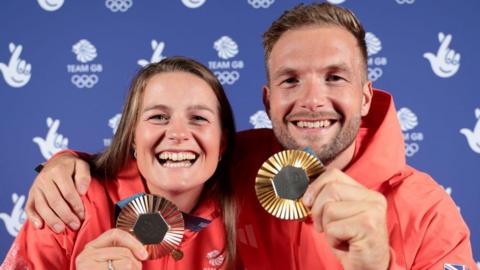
[
  {"x1": 302, "y1": 168, "x2": 390, "y2": 270},
  {"x1": 76, "y1": 229, "x2": 148, "y2": 270},
  {"x1": 25, "y1": 153, "x2": 91, "y2": 233}
]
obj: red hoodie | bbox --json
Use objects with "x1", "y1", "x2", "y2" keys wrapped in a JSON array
[
  {"x1": 232, "y1": 90, "x2": 476, "y2": 269},
  {"x1": 1, "y1": 160, "x2": 228, "y2": 270}
]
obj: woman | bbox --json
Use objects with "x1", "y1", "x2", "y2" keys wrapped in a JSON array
[{"x1": 2, "y1": 57, "x2": 237, "y2": 269}]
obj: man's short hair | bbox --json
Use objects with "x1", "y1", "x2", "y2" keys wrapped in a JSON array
[{"x1": 262, "y1": 3, "x2": 368, "y2": 80}]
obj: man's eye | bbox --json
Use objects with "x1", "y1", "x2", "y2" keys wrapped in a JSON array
[
  {"x1": 280, "y1": 77, "x2": 299, "y2": 86},
  {"x1": 326, "y1": 75, "x2": 343, "y2": 82}
]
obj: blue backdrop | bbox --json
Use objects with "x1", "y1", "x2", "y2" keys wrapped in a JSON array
[{"x1": 0, "y1": 0, "x2": 478, "y2": 266}]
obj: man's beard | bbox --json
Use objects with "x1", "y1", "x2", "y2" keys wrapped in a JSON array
[{"x1": 272, "y1": 115, "x2": 361, "y2": 165}]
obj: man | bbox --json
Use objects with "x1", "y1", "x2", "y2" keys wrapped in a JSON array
[{"x1": 24, "y1": 3, "x2": 475, "y2": 269}]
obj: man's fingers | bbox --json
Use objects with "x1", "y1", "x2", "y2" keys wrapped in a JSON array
[
  {"x1": 33, "y1": 190, "x2": 65, "y2": 233},
  {"x1": 74, "y1": 159, "x2": 91, "y2": 196},
  {"x1": 303, "y1": 168, "x2": 363, "y2": 207},
  {"x1": 319, "y1": 201, "x2": 382, "y2": 233},
  {"x1": 53, "y1": 170, "x2": 85, "y2": 222},
  {"x1": 39, "y1": 177, "x2": 81, "y2": 230},
  {"x1": 24, "y1": 195, "x2": 43, "y2": 229},
  {"x1": 86, "y1": 229, "x2": 148, "y2": 260}
]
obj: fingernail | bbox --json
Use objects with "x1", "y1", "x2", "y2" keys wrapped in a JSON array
[
  {"x1": 32, "y1": 219, "x2": 42, "y2": 229},
  {"x1": 53, "y1": 224, "x2": 64, "y2": 233},
  {"x1": 303, "y1": 193, "x2": 312, "y2": 206},
  {"x1": 78, "y1": 211, "x2": 85, "y2": 220},
  {"x1": 69, "y1": 222, "x2": 80, "y2": 230},
  {"x1": 140, "y1": 249, "x2": 149, "y2": 260},
  {"x1": 78, "y1": 184, "x2": 88, "y2": 195}
]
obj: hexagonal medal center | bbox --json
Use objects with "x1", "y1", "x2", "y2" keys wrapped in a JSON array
[
  {"x1": 272, "y1": 165, "x2": 309, "y2": 200},
  {"x1": 133, "y1": 213, "x2": 169, "y2": 245}
]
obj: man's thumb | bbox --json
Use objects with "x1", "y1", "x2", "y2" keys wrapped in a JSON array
[{"x1": 74, "y1": 159, "x2": 91, "y2": 195}]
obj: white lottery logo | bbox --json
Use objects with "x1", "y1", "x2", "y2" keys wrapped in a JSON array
[
  {"x1": 460, "y1": 108, "x2": 480, "y2": 154},
  {"x1": 207, "y1": 250, "x2": 225, "y2": 266},
  {"x1": 397, "y1": 107, "x2": 423, "y2": 157},
  {"x1": 137, "y1": 40, "x2": 166, "y2": 67},
  {"x1": 32, "y1": 117, "x2": 69, "y2": 160},
  {"x1": 366, "y1": 32, "x2": 382, "y2": 56},
  {"x1": 0, "y1": 193, "x2": 27, "y2": 237},
  {"x1": 397, "y1": 107, "x2": 418, "y2": 132},
  {"x1": 214, "y1": 36, "x2": 239, "y2": 60},
  {"x1": 109, "y1": 113, "x2": 122, "y2": 134},
  {"x1": 326, "y1": 0, "x2": 346, "y2": 4},
  {"x1": 181, "y1": 0, "x2": 206, "y2": 8},
  {"x1": 106, "y1": 0, "x2": 133, "y2": 12},
  {"x1": 37, "y1": 0, "x2": 64, "y2": 11},
  {"x1": 0, "y1": 43, "x2": 32, "y2": 88},
  {"x1": 250, "y1": 110, "x2": 272, "y2": 129},
  {"x1": 396, "y1": 0, "x2": 415, "y2": 4},
  {"x1": 247, "y1": 0, "x2": 274, "y2": 9},
  {"x1": 423, "y1": 32, "x2": 460, "y2": 78},
  {"x1": 73, "y1": 39, "x2": 97, "y2": 63}
]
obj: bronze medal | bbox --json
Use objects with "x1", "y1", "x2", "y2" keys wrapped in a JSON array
[{"x1": 116, "y1": 194, "x2": 185, "y2": 259}]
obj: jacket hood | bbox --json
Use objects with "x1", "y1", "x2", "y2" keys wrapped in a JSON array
[{"x1": 346, "y1": 89, "x2": 406, "y2": 190}]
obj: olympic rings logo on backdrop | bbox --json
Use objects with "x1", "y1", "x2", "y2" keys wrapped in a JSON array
[
  {"x1": 396, "y1": 0, "x2": 415, "y2": 4},
  {"x1": 247, "y1": 0, "x2": 274, "y2": 9},
  {"x1": 71, "y1": 74, "x2": 99, "y2": 88},
  {"x1": 405, "y1": 143, "x2": 419, "y2": 157},
  {"x1": 368, "y1": 67, "x2": 383, "y2": 82},
  {"x1": 105, "y1": 0, "x2": 133, "y2": 12},
  {"x1": 215, "y1": 71, "x2": 239, "y2": 85}
]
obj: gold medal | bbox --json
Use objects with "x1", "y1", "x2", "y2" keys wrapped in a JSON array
[
  {"x1": 255, "y1": 149, "x2": 325, "y2": 220},
  {"x1": 116, "y1": 194, "x2": 185, "y2": 259}
]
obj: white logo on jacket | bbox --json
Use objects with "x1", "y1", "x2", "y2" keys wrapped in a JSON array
[
  {"x1": 209, "y1": 36, "x2": 244, "y2": 85},
  {"x1": 37, "y1": 0, "x2": 64, "y2": 11},
  {"x1": 0, "y1": 193, "x2": 27, "y2": 237},
  {"x1": 365, "y1": 32, "x2": 387, "y2": 82},
  {"x1": 250, "y1": 110, "x2": 272, "y2": 129},
  {"x1": 460, "y1": 108, "x2": 480, "y2": 154},
  {"x1": 0, "y1": 43, "x2": 32, "y2": 88},
  {"x1": 106, "y1": 0, "x2": 133, "y2": 12},
  {"x1": 207, "y1": 250, "x2": 225, "y2": 266},
  {"x1": 247, "y1": 0, "x2": 275, "y2": 9},
  {"x1": 33, "y1": 117, "x2": 69, "y2": 160},
  {"x1": 424, "y1": 32, "x2": 460, "y2": 78},
  {"x1": 182, "y1": 0, "x2": 206, "y2": 8},
  {"x1": 397, "y1": 107, "x2": 423, "y2": 157},
  {"x1": 137, "y1": 40, "x2": 166, "y2": 67}
]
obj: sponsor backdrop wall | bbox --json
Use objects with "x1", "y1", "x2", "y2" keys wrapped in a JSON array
[{"x1": 0, "y1": 0, "x2": 479, "y2": 265}]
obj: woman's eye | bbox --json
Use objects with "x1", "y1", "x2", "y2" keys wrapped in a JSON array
[
  {"x1": 192, "y1": 115, "x2": 208, "y2": 122},
  {"x1": 149, "y1": 114, "x2": 169, "y2": 121}
]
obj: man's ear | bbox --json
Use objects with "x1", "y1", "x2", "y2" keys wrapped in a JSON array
[
  {"x1": 262, "y1": 84, "x2": 271, "y2": 117},
  {"x1": 361, "y1": 80, "x2": 373, "y2": 117}
]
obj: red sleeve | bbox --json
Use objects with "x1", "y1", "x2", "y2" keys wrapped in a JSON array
[{"x1": 1, "y1": 221, "x2": 74, "y2": 269}]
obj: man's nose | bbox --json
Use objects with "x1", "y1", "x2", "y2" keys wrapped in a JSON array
[{"x1": 298, "y1": 78, "x2": 327, "y2": 111}]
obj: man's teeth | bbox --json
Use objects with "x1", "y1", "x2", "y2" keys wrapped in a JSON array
[{"x1": 295, "y1": 120, "x2": 332, "y2": 128}]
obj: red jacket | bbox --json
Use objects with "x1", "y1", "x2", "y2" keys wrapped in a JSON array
[
  {"x1": 232, "y1": 90, "x2": 476, "y2": 269},
  {"x1": 2, "y1": 160, "x2": 227, "y2": 270}
]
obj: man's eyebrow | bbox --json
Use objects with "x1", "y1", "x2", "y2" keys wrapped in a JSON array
[{"x1": 272, "y1": 67, "x2": 297, "y2": 78}]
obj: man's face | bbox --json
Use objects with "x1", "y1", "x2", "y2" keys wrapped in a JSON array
[{"x1": 264, "y1": 25, "x2": 372, "y2": 166}]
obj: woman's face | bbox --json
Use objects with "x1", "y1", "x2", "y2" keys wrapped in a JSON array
[{"x1": 134, "y1": 71, "x2": 224, "y2": 197}]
